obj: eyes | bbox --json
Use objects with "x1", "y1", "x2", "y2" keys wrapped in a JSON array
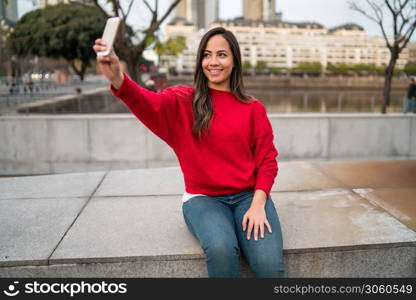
[{"x1": 203, "y1": 52, "x2": 228, "y2": 58}]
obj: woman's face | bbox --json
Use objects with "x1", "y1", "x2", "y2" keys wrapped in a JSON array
[{"x1": 202, "y1": 34, "x2": 234, "y2": 91}]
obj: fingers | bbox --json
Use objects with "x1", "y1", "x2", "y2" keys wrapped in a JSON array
[
  {"x1": 96, "y1": 50, "x2": 118, "y2": 64},
  {"x1": 242, "y1": 211, "x2": 272, "y2": 241},
  {"x1": 92, "y1": 39, "x2": 107, "y2": 55},
  {"x1": 94, "y1": 38, "x2": 106, "y2": 47},
  {"x1": 265, "y1": 219, "x2": 273, "y2": 234},
  {"x1": 93, "y1": 38, "x2": 105, "y2": 46},
  {"x1": 246, "y1": 219, "x2": 253, "y2": 240},
  {"x1": 260, "y1": 223, "x2": 264, "y2": 239},
  {"x1": 242, "y1": 213, "x2": 248, "y2": 232},
  {"x1": 96, "y1": 54, "x2": 110, "y2": 63},
  {"x1": 93, "y1": 44, "x2": 106, "y2": 53},
  {"x1": 253, "y1": 223, "x2": 260, "y2": 241},
  {"x1": 245, "y1": 219, "x2": 272, "y2": 241},
  {"x1": 108, "y1": 50, "x2": 118, "y2": 60}
]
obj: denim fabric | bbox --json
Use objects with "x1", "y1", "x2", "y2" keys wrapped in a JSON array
[
  {"x1": 182, "y1": 189, "x2": 284, "y2": 278},
  {"x1": 403, "y1": 98, "x2": 416, "y2": 113}
]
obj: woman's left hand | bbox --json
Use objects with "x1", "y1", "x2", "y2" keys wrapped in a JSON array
[{"x1": 242, "y1": 203, "x2": 272, "y2": 240}]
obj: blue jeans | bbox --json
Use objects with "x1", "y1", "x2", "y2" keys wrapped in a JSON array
[
  {"x1": 182, "y1": 189, "x2": 284, "y2": 278},
  {"x1": 403, "y1": 98, "x2": 416, "y2": 113}
]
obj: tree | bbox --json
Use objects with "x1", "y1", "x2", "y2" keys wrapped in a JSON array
[
  {"x1": 7, "y1": 3, "x2": 105, "y2": 81},
  {"x1": 404, "y1": 62, "x2": 416, "y2": 75},
  {"x1": 327, "y1": 63, "x2": 353, "y2": 76},
  {"x1": 295, "y1": 61, "x2": 323, "y2": 75},
  {"x1": 255, "y1": 61, "x2": 267, "y2": 70},
  {"x1": 153, "y1": 35, "x2": 186, "y2": 70},
  {"x1": 351, "y1": 63, "x2": 369, "y2": 75},
  {"x1": 242, "y1": 61, "x2": 251, "y2": 70},
  {"x1": 242, "y1": 61, "x2": 252, "y2": 75},
  {"x1": 91, "y1": 0, "x2": 181, "y2": 83},
  {"x1": 0, "y1": 20, "x2": 13, "y2": 77},
  {"x1": 349, "y1": 0, "x2": 416, "y2": 113},
  {"x1": 255, "y1": 61, "x2": 268, "y2": 75}
]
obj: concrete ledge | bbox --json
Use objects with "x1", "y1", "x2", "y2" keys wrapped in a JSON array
[
  {"x1": 1, "y1": 160, "x2": 415, "y2": 277},
  {"x1": 1, "y1": 245, "x2": 415, "y2": 278},
  {"x1": 0, "y1": 114, "x2": 415, "y2": 175}
]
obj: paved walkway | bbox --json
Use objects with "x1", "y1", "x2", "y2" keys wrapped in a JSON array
[{"x1": 0, "y1": 160, "x2": 415, "y2": 277}]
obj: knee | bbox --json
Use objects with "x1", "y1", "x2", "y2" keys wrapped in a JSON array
[
  {"x1": 203, "y1": 241, "x2": 241, "y2": 278},
  {"x1": 204, "y1": 241, "x2": 240, "y2": 261},
  {"x1": 249, "y1": 251, "x2": 285, "y2": 278}
]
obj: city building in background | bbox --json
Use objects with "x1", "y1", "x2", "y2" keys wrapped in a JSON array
[
  {"x1": 0, "y1": 0, "x2": 18, "y2": 25},
  {"x1": 243, "y1": 0, "x2": 281, "y2": 22},
  {"x1": 175, "y1": 0, "x2": 219, "y2": 30},
  {"x1": 38, "y1": 0, "x2": 69, "y2": 8},
  {"x1": 165, "y1": 19, "x2": 413, "y2": 74},
  {"x1": 9, "y1": 0, "x2": 415, "y2": 76},
  {"x1": 38, "y1": 0, "x2": 92, "y2": 8},
  {"x1": 408, "y1": 44, "x2": 416, "y2": 64}
]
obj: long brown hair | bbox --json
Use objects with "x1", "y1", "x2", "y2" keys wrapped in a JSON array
[{"x1": 193, "y1": 27, "x2": 251, "y2": 139}]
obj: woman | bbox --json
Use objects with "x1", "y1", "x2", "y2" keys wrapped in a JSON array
[{"x1": 93, "y1": 26, "x2": 284, "y2": 278}]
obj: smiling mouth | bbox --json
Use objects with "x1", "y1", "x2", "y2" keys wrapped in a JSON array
[{"x1": 208, "y1": 69, "x2": 223, "y2": 75}]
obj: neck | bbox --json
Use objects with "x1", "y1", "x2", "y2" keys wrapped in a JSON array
[{"x1": 208, "y1": 81, "x2": 231, "y2": 92}]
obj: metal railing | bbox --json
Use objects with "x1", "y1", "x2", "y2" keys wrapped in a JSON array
[{"x1": 0, "y1": 75, "x2": 108, "y2": 111}]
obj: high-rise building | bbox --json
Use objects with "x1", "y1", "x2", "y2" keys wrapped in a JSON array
[
  {"x1": 38, "y1": 0, "x2": 92, "y2": 8},
  {"x1": 175, "y1": 0, "x2": 219, "y2": 29},
  {"x1": 38, "y1": 0, "x2": 69, "y2": 8},
  {"x1": 243, "y1": 0, "x2": 277, "y2": 21},
  {"x1": 165, "y1": 21, "x2": 413, "y2": 73},
  {"x1": 0, "y1": 0, "x2": 18, "y2": 25}
]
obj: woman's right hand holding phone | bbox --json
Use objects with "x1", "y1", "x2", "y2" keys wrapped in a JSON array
[{"x1": 93, "y1": 39, "x2": 124, "y2": 89}]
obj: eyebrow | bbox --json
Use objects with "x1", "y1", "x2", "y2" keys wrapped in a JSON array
[{"x1": 203, "y1": 50, "x2": 228, "y2": 53}]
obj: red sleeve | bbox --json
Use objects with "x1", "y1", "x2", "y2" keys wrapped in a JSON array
[
  {"x1": 252, "y1": 102, "x2": 278, "y2": 198},
  {"x1": 110, "y1": 73, "x2": 181, "y2": 147}
]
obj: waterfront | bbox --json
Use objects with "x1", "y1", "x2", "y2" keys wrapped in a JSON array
[
  {"x1": 250, "y1": 89, "x2": 407, "y2": 113},
  {"x1": 0, "y1": 75, "x2": 411, "y2": 114},
  {"x1": 6, "y1": 88, "x2": 408, "y2": 114}
]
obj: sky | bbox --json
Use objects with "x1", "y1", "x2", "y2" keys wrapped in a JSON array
[{"x1": 16, "y1": 0, "x2": 403, "y2": 39}]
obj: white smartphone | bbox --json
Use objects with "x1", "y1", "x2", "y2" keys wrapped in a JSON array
[{"x1": 97, "y1": 17, "x2": 121, "y2": 56}]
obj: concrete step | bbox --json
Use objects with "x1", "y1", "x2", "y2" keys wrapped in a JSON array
[{"x1": 0, "y1": 161, "x2": 415, "y2": 277}]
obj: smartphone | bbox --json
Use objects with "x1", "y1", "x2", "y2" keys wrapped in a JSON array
[{"x1": 97, "y1": 17, "x2": 121, "y2": 56}]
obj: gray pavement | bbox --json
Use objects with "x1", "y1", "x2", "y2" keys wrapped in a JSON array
[{"x1": 0, "y1": 160, "x2": 415, "y2": 277}]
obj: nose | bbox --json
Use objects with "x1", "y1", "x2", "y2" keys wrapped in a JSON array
[{"x1": 208, "y1": 55, "x2": 220, "y2": 66}]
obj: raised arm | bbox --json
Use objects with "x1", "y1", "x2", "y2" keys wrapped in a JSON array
[
  {"x1": 93, "y1": 39, "x2": 124, "y2": 89},
  {"x1": 93, "y1": 39, "x2": 177, "y2": 147}
]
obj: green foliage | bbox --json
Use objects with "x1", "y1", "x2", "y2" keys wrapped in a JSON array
[
  {"x1": 327, "y1": 63, "x2": 348, "y2": 74},
  {"x1": 376, "y1": 65, "x2": 386, "y2": 76},
  {"x1": 269, "y1": 67, "x2": 289, "y2": 75},
  {"x1": 7, "y1": 3, "x2": 105, "y2": 80},
  {"x1": 404, "y1": 63, "x2": 416, "y2": 76},
  {"x1": 326, "y1": 63, "x2": 397, "y2": 76},
  {"x1": 153, "y1": 36, "x2": 186, "y2": 58},
  {"x1": 255, "y1": 60, "x2": 267, "y2": 70},
  {"x1": 357, "y1": 63, "x2": 384, "y2": 75},
  {"x1": 295, "y1": 61, "x2": 323, "y2": 73},
  {"x1": 0, "y1": 23, "x2": 13, "y2": 77},
  {"x1": 242, "y1": 61, "x2": 251, "y2": 71},
  {"x1": 393, "y1": 67, "x2": 403, "y2": 76},
  {"x1": 268, "y1": 66, "x2": 278, "y2": 74},
  {"x1": 144, "y1": 35, "x2": 157, "y2": 48}
]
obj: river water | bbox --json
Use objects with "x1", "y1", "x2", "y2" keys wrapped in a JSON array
[
  {"x1": 248, "y1": 89, "x2": 407, "y2": 113},
  {"x1": 13, "y1": 88, "x2": 409, "y2": 114}
]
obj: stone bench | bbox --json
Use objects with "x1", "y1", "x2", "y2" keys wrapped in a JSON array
[{"x1": 1, "y1": 160, "x2": 416, "y2": 277}]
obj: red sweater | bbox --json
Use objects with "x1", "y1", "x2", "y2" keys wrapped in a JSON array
[{"x1": 111, "y1": 74, "x2": 278, "y2": 197}]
